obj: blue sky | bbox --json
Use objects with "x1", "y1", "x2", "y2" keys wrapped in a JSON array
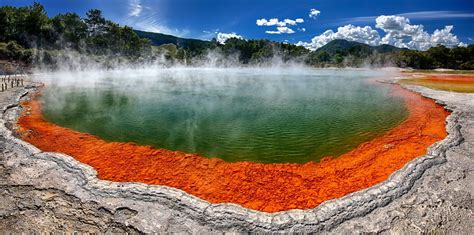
[{"x1": 2, "y1": 0, "x2": 474, "y2": 49}]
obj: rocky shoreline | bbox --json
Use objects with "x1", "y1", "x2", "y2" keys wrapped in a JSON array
[{"x1": 1, "y1": 80, "x2": 473, "y2": 233}]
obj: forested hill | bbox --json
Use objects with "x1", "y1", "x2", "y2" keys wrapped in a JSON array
[
  {"x1": 305, "y1": 39, "x2": 408, "y2": 67},
  {"x1": 303, "y1": 39, "x2": 472, "y2": 69},
  {"x1": 134, "y1": 30, "x2": 212, "y2": 49},
  {"x1": 316, "y1": 39, "x2": 405, "y2": 54}
]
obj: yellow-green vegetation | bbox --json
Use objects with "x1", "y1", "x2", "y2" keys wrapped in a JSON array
[
  {"x1": 399, "y1": 77, "x2": 474, "y2": 93},
  {"x1": 403, "y1": 70, "x2": 474, "y2": 75}
]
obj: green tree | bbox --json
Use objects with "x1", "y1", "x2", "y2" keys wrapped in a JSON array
[
  {"x1": 51, "y1": 13, "x2": 87, "y2": 49},
  {"x1": 85, "y1": 9, "x2": 106, "y2": 36},
  {"x1": 426, "y1": 45, "x2": 451, "y2": 68},
  {"x1": 0, "y1": 3, "x2": 51, "y2": 47},
  {"x1": 333, "y1": 53, "x2": 344, "y2": 64}
]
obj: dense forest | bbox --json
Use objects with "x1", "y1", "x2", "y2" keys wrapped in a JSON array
[
  {"x1": 0, "y1": 2, "x2": 152, "y2": 71},
  {"x1": 0, "y1": 3, "x2": 473, "y2": 73}
]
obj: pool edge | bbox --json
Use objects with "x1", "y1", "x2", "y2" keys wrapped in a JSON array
[{"x1": 1, "y1": 80, "x2": 465, "y2": 232}]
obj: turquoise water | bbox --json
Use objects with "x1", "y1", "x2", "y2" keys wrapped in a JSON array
[{"x1": 40, "y1": 68, "x2": 408, "y2": 163}]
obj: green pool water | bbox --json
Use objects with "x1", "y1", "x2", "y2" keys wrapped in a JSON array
[{"x1": 40, "y1": 68, "x2": 408, "y2": 163}]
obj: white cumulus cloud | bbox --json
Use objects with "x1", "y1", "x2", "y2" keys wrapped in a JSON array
[
  {"x1": 216, "y1": 32, "x2": 243, "y2": 44},
  {"x1": 297, "y1": 15, "x2": 465, "y2": 51},
  {"x1": 256, "y1": 18, "x2": 278, "y2": 26},
  {"x1": 375, "y1": 15, "x2": 409, "y2": 31},
  {"x1": 256, "y1": 18, "x2": 304, "y2": 27},
  {"x1": 375, "y1": 15, "x2": 462, "y2": 50},
  {"x1": 282, "y1": 18, "x2": 304, "y2": 25},
  {"x1": 309, "y1": 9, "x2": 321, "y2": 19},
  {"x1": 256, "y1": 17, "x2": 304, "y2": 34},
  {"x1": 430, "y1": 25, "x2": 462, "y2": 48},
  {"x1": 266, "y1": 27, "x2": 295, "y2": 34}
]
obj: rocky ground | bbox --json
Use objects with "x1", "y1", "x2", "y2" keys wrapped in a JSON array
[{"x1": 0, "y1": 79, "x2": 473, "y2": 233}]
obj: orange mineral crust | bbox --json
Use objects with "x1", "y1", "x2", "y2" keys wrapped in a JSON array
[{"x1": 17, "y1": 85, "x2": 449, "y2": 212}]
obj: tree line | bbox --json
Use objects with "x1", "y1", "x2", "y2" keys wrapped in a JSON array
[{"x1": 392, "y1": 45, "x2": 474, "y2": 70}]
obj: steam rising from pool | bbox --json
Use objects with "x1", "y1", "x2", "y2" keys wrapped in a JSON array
[{"x1": 34, "y1": 68, "x2": 407, "y2": 163}]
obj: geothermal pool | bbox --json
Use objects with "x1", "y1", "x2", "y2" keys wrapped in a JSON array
[
  {"x1": 39, "y1": 68, "x2": 407, "y2": 163},
  {"x1": 21, "y1": 68, "x2": 449, "y2": 212}
]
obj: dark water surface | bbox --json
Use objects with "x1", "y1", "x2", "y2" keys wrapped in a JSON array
[{"x1": 40, "y1": 68, "x2": 408, "y2": 163}]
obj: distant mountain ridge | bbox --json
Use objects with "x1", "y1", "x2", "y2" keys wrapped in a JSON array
[
  {"x1": 134, "y1": 30, "x2": 406, "y2": 55},
  {"x1": 134, "y1": 30, "x2": 212, "y2": 49},
  {"x1": 315, "y1": 39, "x2": 406, "y2": 54}
]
